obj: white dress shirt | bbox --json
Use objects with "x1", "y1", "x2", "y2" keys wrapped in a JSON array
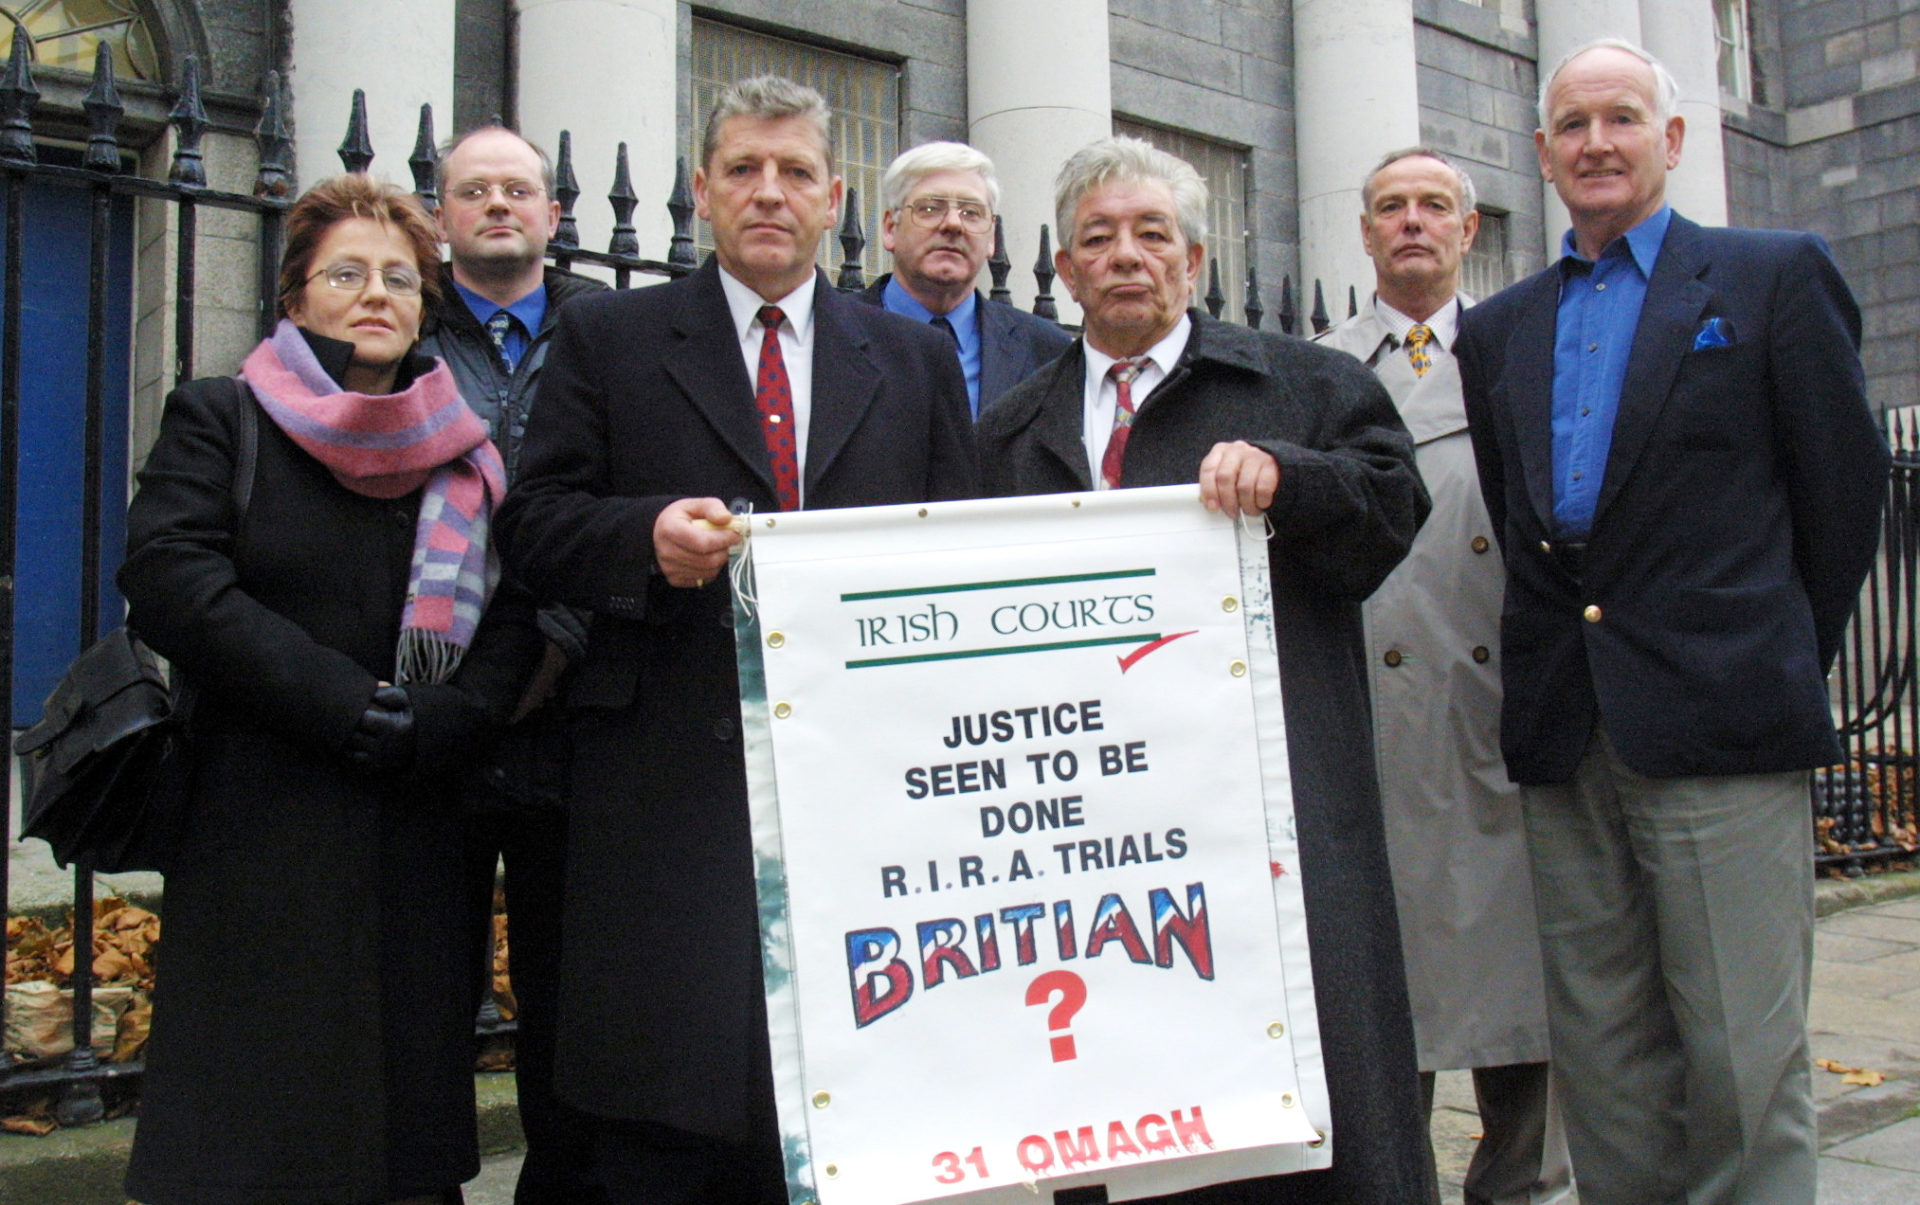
[
  {"x1": 1081, "y1": 314, "x2": 1193, "y2": 489},
  {"x1": 718, "y1": 267, "x2": 817, "y2": 506},
  {"x1": 1373, "y1": 295, "x2": 1462, "y2": 361}
]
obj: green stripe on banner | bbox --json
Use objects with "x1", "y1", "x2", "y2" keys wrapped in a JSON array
[
  {"x1": 840, "y1": 568, "x2": 1156, "y2": 602},
  {"x1": 846, "y1": 632, "x2": 1157, "y2": 669}
]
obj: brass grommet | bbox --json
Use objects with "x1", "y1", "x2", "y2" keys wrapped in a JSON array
[
  {"x1": 1267, "y1": 1022, "x2": 1285, "y2": 1039},
  {"x1": 775, "y1": 702, "x2": 793, "y2": 719},
  {"x1": 1222, "y1": 596, "x2": 1239, "y2": 613},
  {"x1": 1309, "y1": 1129, "x2": 1327, "y2": 1148},
  {"x1": 824, "y1": 1164, "x2": 840, "y2": 1179},
  {"x1": 917, "y1": 507, "x2": 928, "y2": 518},
  {"x1": 767, "y1": 632, "x2": 786, "y2": 649},
  {"x1": 1281, "y1": 1093, "x2": 1296, "y2": 1108},
  {"x1": 1229, "y1": 660, "x2": 1248, "y2": 677},
  {"x1": 812, "y1": 1091, "x2": 831, "y2": 1109}
]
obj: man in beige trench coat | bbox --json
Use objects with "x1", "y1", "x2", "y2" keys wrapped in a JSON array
[{"x1": 1318, "y1": 147, "x2": 1570, "y2": 1205}]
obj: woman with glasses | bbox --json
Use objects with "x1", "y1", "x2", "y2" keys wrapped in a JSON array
[{"x1": 118, "y1": 174, "x2": 536, "y2": 1205}]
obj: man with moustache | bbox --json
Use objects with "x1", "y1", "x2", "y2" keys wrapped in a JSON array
[
  {"x1": 1458, "y1": 38, "x2": 1888, "y2": 1204},
  {"x1": 858, "y1": 141, "x2": 1070, "y2": 416},
  {"x1": 417, "y1": 124, "x2": 606, "y2": 1205},
  {"x1": 978, "y1": 135, "x2": 1433, "y2": 1205},
  {"x1": 495, "y1": 76, "x2": 976, "y2": 1203},
  {"x1": 1318, "y1": 147, "x2": 1568, "y2": 1205}
]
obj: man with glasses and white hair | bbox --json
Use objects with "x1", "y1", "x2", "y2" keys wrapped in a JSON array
[
  {"x1": 417, "y1": 124, "x2": 608, "y2": 1205},
  {"x1": 859, "y1": 141, "x2": 1070, "y2": 416},
  {"x1": 979, "y1": 135, "x2": 1434, "y2": 1204},
  {"x1": 1459, "y1": 38, "x2": 1887, "y2": 1204}
]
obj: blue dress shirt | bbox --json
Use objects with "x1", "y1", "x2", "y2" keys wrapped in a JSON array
[
  {"x1": 883, "y1": 276, "x2": 982, "y2": 417},
  {"x1": 1549, "y1": 205, "x2": 1672, "y2": 538},
  {"x1": 452, "y1": 278, "x2": 548, "y2": 373}
]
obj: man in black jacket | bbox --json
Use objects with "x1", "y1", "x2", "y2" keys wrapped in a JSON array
[{"x1": 418, "y1": 124, "x2": 606, "y2": 1205}]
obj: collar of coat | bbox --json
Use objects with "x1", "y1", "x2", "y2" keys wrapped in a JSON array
[
  {"x1": 980, "y1": 309, "x2": 1271, "y2": 486},
  {"x1": 421, "y1": 262, "x2": 609, "y2": 339}
]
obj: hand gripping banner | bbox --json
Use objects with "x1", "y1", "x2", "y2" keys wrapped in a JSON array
[{"x1": 730, "y1": 485, "x2": 1329, "y2": 1205}]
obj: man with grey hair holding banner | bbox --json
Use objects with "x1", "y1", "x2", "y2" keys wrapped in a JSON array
[
  {"x1": 858, "y1": 140, "x2": 1071, "y2": 417},
  {"x1": 1319, "y1": 145, "x2": 1569, "y2": 1205},
  {"x1": 978, "y1": 134, "x2": 1433, "y2": 1204}
]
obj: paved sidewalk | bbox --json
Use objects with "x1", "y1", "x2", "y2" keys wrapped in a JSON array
[
  {"x1": 1426, "y1": 871, "x2": 1920, "y2": 1204},
  {"x1": 7, "y1": 872, "x2": 1919, "y2": 1204}
]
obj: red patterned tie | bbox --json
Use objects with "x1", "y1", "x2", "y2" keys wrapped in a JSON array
[
  {"x1": 755, "y1": 305, "x2": 800, "y2": 511},
  {"x1": 1101, "y1": 358, "x2": 1146, "y2": 490}
]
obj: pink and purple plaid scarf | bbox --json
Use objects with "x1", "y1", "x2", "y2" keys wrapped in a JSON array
[{"x1": 242, "y1": 319, "x2": 506, "y2": 685}]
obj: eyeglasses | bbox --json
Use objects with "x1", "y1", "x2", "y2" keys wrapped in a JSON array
[
  {"x1": 306, "y1": 261, "x2": 424, "y2": 297},
  {"x1": 446, "y1": 179, "x2": 546, "y2": 206},
  {"x1": 900, "y1": 196, "x2": 992, "y2": 233}
]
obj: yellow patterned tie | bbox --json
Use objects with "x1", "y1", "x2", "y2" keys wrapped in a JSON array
[{"x1": 1406, "y1": 324, "x2": 1433, "y2": 377}]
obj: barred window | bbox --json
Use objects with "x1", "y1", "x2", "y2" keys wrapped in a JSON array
[
  {"x1": 0, "y1": 0, "x2": 157, "y2": 82},
  {"x1": 689, "y1": 19, "x2": 899, "y2": 282},
  {"x1": 1462, "y1": 209, "x2": 1509, "y2": 301},
  {"x1": 1113, "y1": 117, "x2": 1251, "y2": 323}
]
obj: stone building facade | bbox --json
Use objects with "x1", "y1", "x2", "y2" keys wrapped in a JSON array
[{"x1": 8, "y1": 0, "x2": 1908, "y2": 405}]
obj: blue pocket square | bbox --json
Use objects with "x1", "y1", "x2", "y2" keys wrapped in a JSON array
[{"x1": 1693, "y1": 316, "x2": 1734, "y2": 350}]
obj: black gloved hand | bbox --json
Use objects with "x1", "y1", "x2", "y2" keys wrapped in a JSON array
[{"x1": 345, "y1": 684, "x2": 416, "y2": 774}]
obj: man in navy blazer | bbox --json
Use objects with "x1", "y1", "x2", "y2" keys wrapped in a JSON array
[
  {"x1": 858, "y1": 141, "x2": 1071, "y2": 417},
  {"x1": 1457, "y1": 39, "x2": 1888, "y2": 1205},
  {"x1": 496, "y1": 76, "x2": 977, "y2": 1203}
]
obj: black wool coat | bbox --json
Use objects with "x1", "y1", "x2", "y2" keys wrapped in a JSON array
[
  {"x1": 976, "y1": 310, "x2": 1436, "y2": 1205},
  {"x1": 118, "y1": 341, "x2": 538, "y2": 1205},
  {"x1": 495, "y1": 260, "x2": 979, "y2": 1141}
]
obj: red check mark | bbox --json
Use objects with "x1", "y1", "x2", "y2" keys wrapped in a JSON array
[{"x1": 1117, "y1": 630, "x2": 1198, "y2": 673}]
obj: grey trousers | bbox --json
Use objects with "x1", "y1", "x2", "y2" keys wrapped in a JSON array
[
  {"x1": 1520, "y1": 727, "x2": 1816, "y2": 1205},
  {"x1": 1419, "y1": 1062, "x2": 1571, "y2": 1205}
]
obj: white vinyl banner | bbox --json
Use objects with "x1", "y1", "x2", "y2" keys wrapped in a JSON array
[{"x1": 732, "y1": 485, "x2": 1327, "y2": 1205}]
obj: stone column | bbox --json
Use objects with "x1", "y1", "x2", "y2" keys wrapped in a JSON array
[
  {"x1": 1292, "y1": 0, "x2": 1421, "y2": 317},
  {"x1": 516, "y1": 0, "x2": 679, "y2": 263},
  {"x1": 1532, "y1": 0, "x2": 1642, "y2": 257},
  {"x1": 967, "y1": 0, "x2": 1113, "y2": 320},
  {"x1": 1639, "y1": 0, "x2": 1729, "y2": 226},
  {"x1": 290, "y1": 0, "x2": 455, "y2": 191}
]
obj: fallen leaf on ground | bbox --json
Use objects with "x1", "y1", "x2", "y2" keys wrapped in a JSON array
[
  {"x1": 1816, "y1": 1058, "x2": 1887, "y2": 1086},
  {"x1": 1, "y1": 1115, "x2": 56, "y2": 1137}
]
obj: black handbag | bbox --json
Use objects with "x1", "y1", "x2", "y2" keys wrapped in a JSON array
[
  {"x1": 13, "y1": 629, "x2": 189, "y2": 872},
  {"x1": 11, "y1": 382, "x2": 257, "y2": 873}
]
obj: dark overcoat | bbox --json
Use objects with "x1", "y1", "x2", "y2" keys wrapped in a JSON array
[
  {"x1": 493, "y1": 259, "x2": 979, "y2": 1141},
  {"x1": 975, "y1": 310, "x2": 1435, "y2": 1204},
  {"x1": 1457, "y1": 214, "x2": 1890, "y2": 783},
  {"x1": 117, "y1": 344, "x2": 537, "y2": 1205}
]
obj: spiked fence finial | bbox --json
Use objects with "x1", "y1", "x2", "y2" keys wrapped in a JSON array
[
  {"x1": 337, "y1": 89, "x2": 373, "y2": 173},
  {"x1": 1, "y1": 25, "x2": 42, "y2": 165},
  {"x1": 83, "y1": 40, "x2": 124, "y2": 172}
]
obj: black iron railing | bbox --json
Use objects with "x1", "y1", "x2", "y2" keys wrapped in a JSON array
[
  {"x1": 0, "y1": 35, "x2": 1315, "y2": 1125},
  {"x1": 1817, "y1": 411, "x2": 1920, "y2": 873}
]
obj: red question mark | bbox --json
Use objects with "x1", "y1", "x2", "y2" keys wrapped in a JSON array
[{"x1": 1025, "y1": 970, "x2": 1088, "y2": 1062}]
